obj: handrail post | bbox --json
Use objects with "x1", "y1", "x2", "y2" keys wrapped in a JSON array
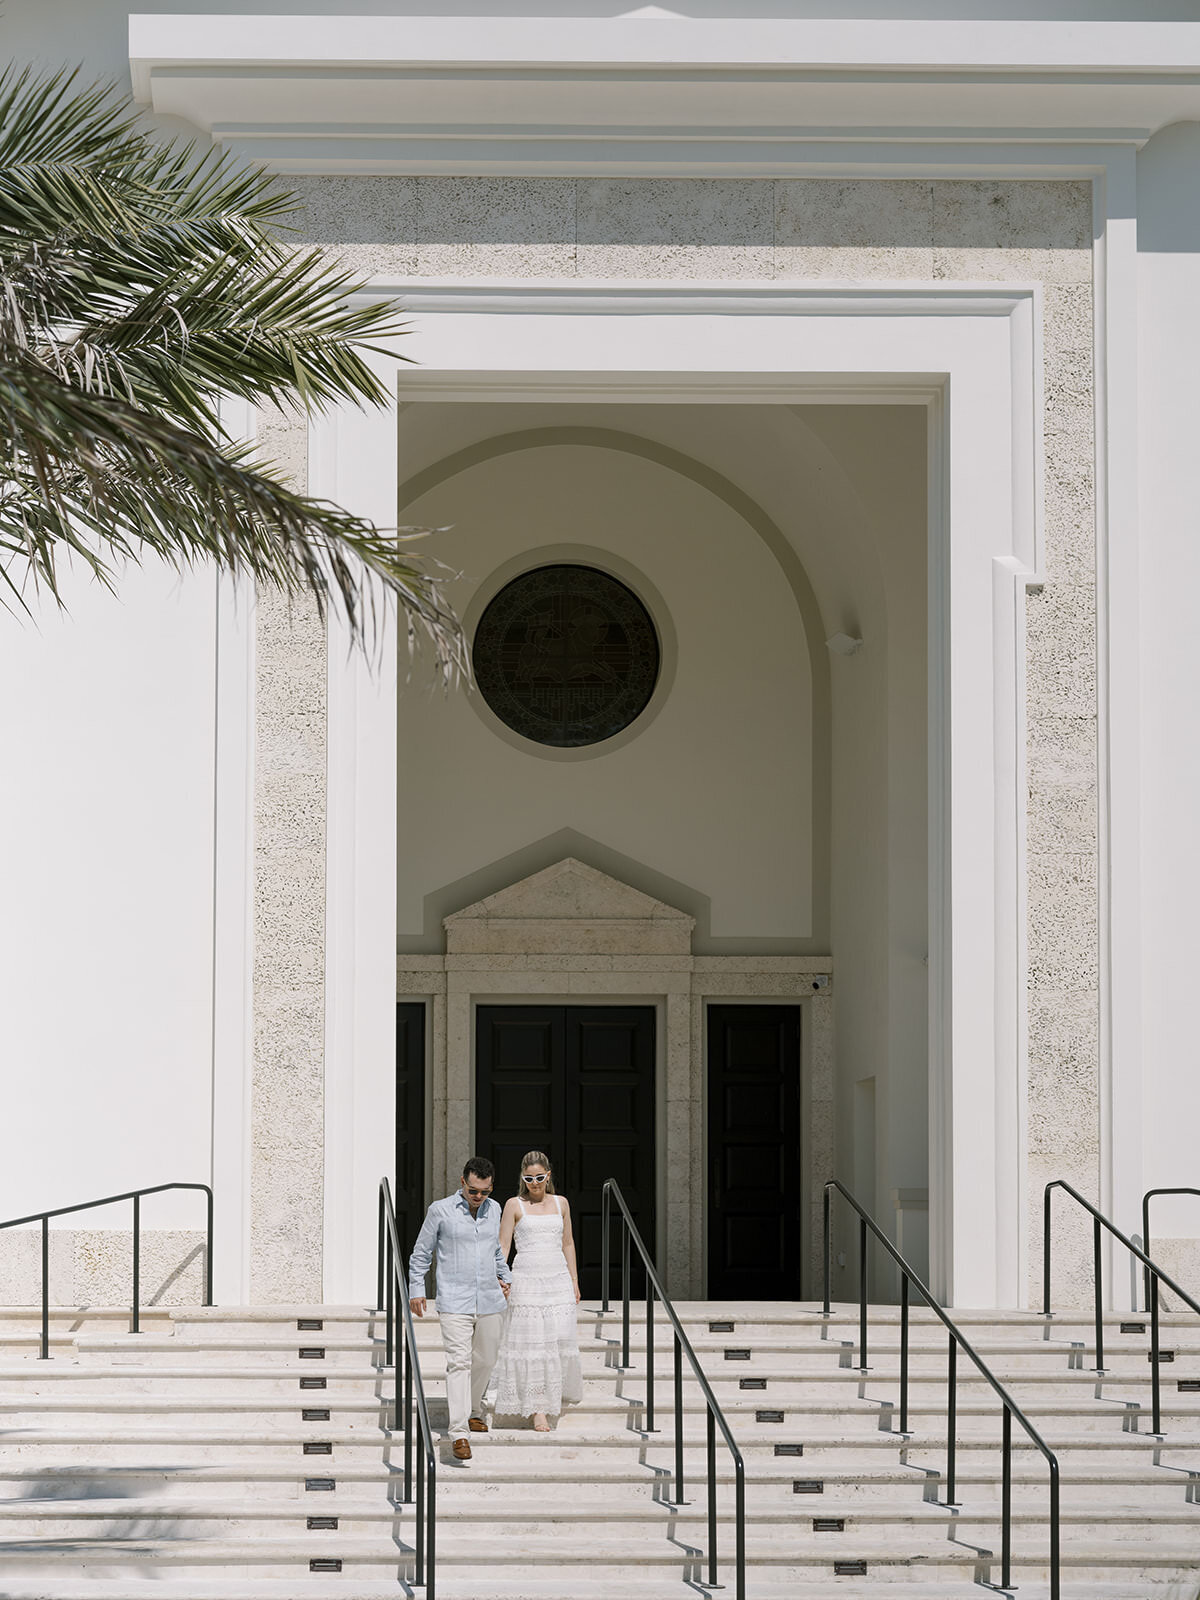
[
  {"x1": 415, "y1": 1413, "x2": 425, "y2": 1585},
  {"x1": 404, "y1": 1308, "x2": 414, "y2": 1500},
  {"x1": 1001, "y1": 1404, "x2": 1012, "y2": 1589},
  {"x1": 131, "y1": 1192, "x2": 141, "y2": 1334},
  {"x1": 1151, "y1": 1268, "x2": 1162, "y2": 1434},
  {"x1": 204, "y1": 1187, "x2": 214, "y2": 1306},
  {"x1": 377, "y1": 1187, "x2": 385, "y2": 1314},
  {"x1": 706, "y1": 1405, "x2": 718, "y2": 1589},
  {"x1": 1093, "y1": 1214, "x2": 1104, "y2": 1371},
  {"x1": 899, "y1": 1272, "x2": 910, "y2": 1434},
  {"x1": 735, "y1": 1455, "x2": 746, "y2": 1600},
  {"x1": 1043, "y1": 1183, "x2": 1053, "y2": 1316},
  {"x1": 822, "y1": 1183, "x2": 832, "y2": 1315},
  {"x1": 1049, "y1": 1459, "x2": 1061, "y2": 1600},
  {"x1": 646, "y1": 1284, "x2": 656, "y2": 1432},
  {"x1": 39, "y1": 1215, "x2": 49, "y2": 1360},
  {"x1": 1142, "y1": 1191, "x2": 1152, "y2": 1312},
  {"x1": 621, "y1": 1222, "x2": 631, "y2": 1369},
  {"x1": 945, "y1": 1334, "x2": 957, "y2": 1505},
  {"x1": 858, "y1": 1215, "x2": 868, "y2": 1370},
  {"x1": 427, "y1": 1451, "x2": 437, "y2": 1600},
  {"x1": 385, "y1": 1228, "x2": 394, "y2": 1370},
  {"x1": 673, "y1": 1332, "x2": 685, "y2": 1504},
  {"x1": 601, "y1": 1183, "x2": 610, "y2": 1313}
]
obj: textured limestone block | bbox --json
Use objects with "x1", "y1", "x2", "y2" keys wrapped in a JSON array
[
  {"x1": 1025, "y1": 584, "x2": 1097, "y2": 721},
  {"x1": 775, "y1": 179, "x2": 934, "y2": 279},
  {"x1": 0, "y1": 1228, "x2": 74, "y2": 1305},
  {"x1": 1027, "y1": 856, "x2": 1100, "y2": 992},
  {"x1": 286, "y1": 175, "x2": 418, "y2": 277},
  {"x1": 72, "y1": 1230, "x2": 208, "y2": 1307},
  {"x1": 932, "y1": 180, "x2": 1092, "y2": 283},
  {"x1": 1027, "y1": 717, "x2": 1098, "y2": 854},
  {"x1": 576, "y1": 178, "x2": 774, "y2": 279},
  {"x1": 415, "y1": 177, "x2": 576, "y2": 277},
  {"x1": 250, "y1": 413, "x2": 327, "y2": 1304}
]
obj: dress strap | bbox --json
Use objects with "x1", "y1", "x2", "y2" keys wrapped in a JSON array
[{"x1": 554, "y1": 1194, "x2": 563, "y2": 1216}]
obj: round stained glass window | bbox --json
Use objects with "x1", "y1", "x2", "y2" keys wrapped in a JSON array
[{"x1": 472, "y1": 564, "x2": 661, "y2": 748}]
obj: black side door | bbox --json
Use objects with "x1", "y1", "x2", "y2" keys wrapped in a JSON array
[
  {"x1": 707, "y1": 1004, "x2": 802, "y2": 1299},
  {"x1": 475, "y1": 1004, "x2": 655, "y2": 1298},
  {"x1": 395, "y1": 1002, "x2": 426, "y2": 1254}
]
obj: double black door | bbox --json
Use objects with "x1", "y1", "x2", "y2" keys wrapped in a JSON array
[
  {"x1": 475, "y1": 1005, "x2": 655, "y2": 1299},
  {"x1": 707, "y1": 1005, "x2": 802, "y2": 1299}
]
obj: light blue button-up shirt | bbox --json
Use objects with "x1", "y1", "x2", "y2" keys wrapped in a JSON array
[{"x1": 407, "y1": 1191, "x2": 511, "y2": 1315}]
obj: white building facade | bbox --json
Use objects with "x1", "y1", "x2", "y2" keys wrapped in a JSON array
[{"x1": 4, "y1": 2, "x2": 1200, "y2": 1315}]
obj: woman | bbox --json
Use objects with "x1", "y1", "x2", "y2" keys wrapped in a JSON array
[{"x1": 492, "y1": 1151, "x2": 583, "y2": 1431}]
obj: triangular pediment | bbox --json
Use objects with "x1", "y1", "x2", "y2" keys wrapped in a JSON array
[{"x1": 444, "y1": 858, "x2": 693, "y2": 957}]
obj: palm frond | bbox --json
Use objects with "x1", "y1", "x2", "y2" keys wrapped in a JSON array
[
  {"x1": 0, "y1": 348, "x2": 464, "y2": 676},
  {"x1": 0, "y1": 61, "x2": 463, "y2": 668}
]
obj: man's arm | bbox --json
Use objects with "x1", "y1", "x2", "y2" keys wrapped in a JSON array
[
  {"x1": 407, "y1": 1205, "x2": 440, "y2": 1311},
  {"x1": 493, "y1": 1204, "x2": 512, "y2": 1285}
]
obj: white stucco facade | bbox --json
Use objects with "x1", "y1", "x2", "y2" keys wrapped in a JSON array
[{"x1": 3, "y1": 3, "x2": 1199, "y2": 1313}]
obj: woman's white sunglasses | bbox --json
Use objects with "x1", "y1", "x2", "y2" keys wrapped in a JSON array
[{"x1": 524, "y1": 1173, "x2": 550, "y2": 1184}]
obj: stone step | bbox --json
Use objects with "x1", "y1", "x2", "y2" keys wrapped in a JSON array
[
  {"x1": 72, "y1": 1336, "x2": 385, "y2": 1367},
  {"x1": 0, "y1": 1582, "x2": 1176, "y2": 1600},
  {"x1": 2, "y1": 1455, "x2": 1190, "y2": 1498},
  {"x1": 0, "y1": 1490, "x2": 1194, "y2": 1540},
  {"x1": 0, "y1": 1582, "x2": 1178, "y2": 1600},
  {"x1": 0, "y1": 1530, "x2": 1195, "y2": 1582}
]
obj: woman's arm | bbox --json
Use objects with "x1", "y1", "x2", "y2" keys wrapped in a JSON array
[
  {"x1": 499, "y1": 1197, "x2": 519, "y2": 1258},
  {"x1": 560, "y1": 1197, "x2": 582, "y2": 1303}
]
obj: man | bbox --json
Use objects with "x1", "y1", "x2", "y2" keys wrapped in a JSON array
[{"x1": 408, "y1": 1156, "x2": 511, "y2": 1462}]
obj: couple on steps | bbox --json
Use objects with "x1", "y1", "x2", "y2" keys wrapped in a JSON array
[{"x1": 408, "y1": 1152, "x2": 583, "y2": 1462}]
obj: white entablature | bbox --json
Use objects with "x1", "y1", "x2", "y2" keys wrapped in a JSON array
[{"x1": 129, "y1": 11, "x2": 1200, "y2": 175}]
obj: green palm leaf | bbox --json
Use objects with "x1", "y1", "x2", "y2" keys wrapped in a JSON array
[{"x1": 0, "y1": 62, "x2": 462, "y2": 671}]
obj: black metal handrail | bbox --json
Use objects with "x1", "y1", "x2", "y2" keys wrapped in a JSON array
[
  {"x1": 1141, "y1": 1187, "x2": 1200, "y2": 1313},
  {"x1": 377, "y1": 1177, "x2": 437, "y2": 1596},
  {"x1": 601, "y1": 1179, "x2": 745, "y2": 1600},
  {"x1": 1045, "y1": 1178, "x2": 1200, "y2": 1435},
  {"x1": 825, "y1": 1178, "x2": 1060, "y2": 1598},
  {"x1": 0, "y1": 1182, "x2": 213, "y2": 1359}
]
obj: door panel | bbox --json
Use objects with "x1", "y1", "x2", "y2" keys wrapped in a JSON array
[
  {"x1": 476, "y1": 1005, "x2": 655, "y2": 1298},
  {"x1": 395, "y1": 1003, "x2": 426, "y2": 1254},
  {"x1": 707, "y1": 1005, "x2": 802, "y2": 1299}
]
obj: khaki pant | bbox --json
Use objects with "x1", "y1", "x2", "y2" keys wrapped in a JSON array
[{"x1": 439, "y1": 1311, "x2": 503, "y2": 1440}]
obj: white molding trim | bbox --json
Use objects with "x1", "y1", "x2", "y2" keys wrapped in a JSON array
[
  {"x1": 129, "y1": 15, "x2": 1200, "y2": 177},
  {"x1": 209, "y1": 397, "x2": 256, "y2": 1305},
  {"x1": 318, "y1": 278, "x2": 1040, "y2": 1306},
  {"x1": 1095, "y1": 150, "x2": 1143, "y2": 1260},
  {"x1": 317, "y1": 388, "x2": 400, "y2": 1305}
]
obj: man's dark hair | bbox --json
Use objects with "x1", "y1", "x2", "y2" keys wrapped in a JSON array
[{"x1": 462, "y1": 1156, "x2": 495, "y2": 1183}]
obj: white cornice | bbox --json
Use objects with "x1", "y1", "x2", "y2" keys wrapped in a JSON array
[{"x1": 129, "y1": 14, "x2": 1200, "y2": 175}]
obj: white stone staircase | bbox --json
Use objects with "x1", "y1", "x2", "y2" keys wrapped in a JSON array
[{"x1": 0, "y1": 1301, "x2": 1199, "y2": 1598}]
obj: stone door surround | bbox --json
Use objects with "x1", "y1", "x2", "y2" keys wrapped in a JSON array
[{"x1": 396, "y1": 857, "x2": 833, "y2": 1299}]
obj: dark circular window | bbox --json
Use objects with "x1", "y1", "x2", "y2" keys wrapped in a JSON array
[{"x1": 472, "y1": 565, "x2": 661, "y2": 748}]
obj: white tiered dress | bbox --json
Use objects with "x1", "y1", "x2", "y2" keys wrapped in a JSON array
[{"x1": 492, "y1": 1196, "x2": 583, "y2": 1419}]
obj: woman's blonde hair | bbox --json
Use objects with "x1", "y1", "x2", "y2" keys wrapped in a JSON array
[{"x1": 518, "y1": 1150, "x2": 556, "y2": 1196}]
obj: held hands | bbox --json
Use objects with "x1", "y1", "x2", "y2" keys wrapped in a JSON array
[
  {"x1": 500, "y1": 1279, "x2": 511, "y2": 1299},
  {"x1": 409, "y1": 1297, "x2": 426, "y2": 1318}
]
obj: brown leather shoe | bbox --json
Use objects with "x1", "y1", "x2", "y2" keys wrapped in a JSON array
[
  {"x1": 468, "y1": 1417, "x2": 489, "y2": 1433},
  {"x1": 452, "y1": 1438, "x2": 472, "y2": 1461}
]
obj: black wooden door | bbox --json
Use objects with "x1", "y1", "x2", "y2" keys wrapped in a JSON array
[
  {"x1": 707, "y1": 1005, "x2": 802, "y2": 1299},
  {"x1": 475, "y1": 1005, "x2": 655, "y2": 1298},
  {"x1": 395, "y1": 1003, "x2": 426, "y2": 1254}
]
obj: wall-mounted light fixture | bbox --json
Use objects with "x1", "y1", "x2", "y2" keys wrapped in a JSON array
[{"x1": 825, "y1": 633, "x2": 864, "y2": 656}]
